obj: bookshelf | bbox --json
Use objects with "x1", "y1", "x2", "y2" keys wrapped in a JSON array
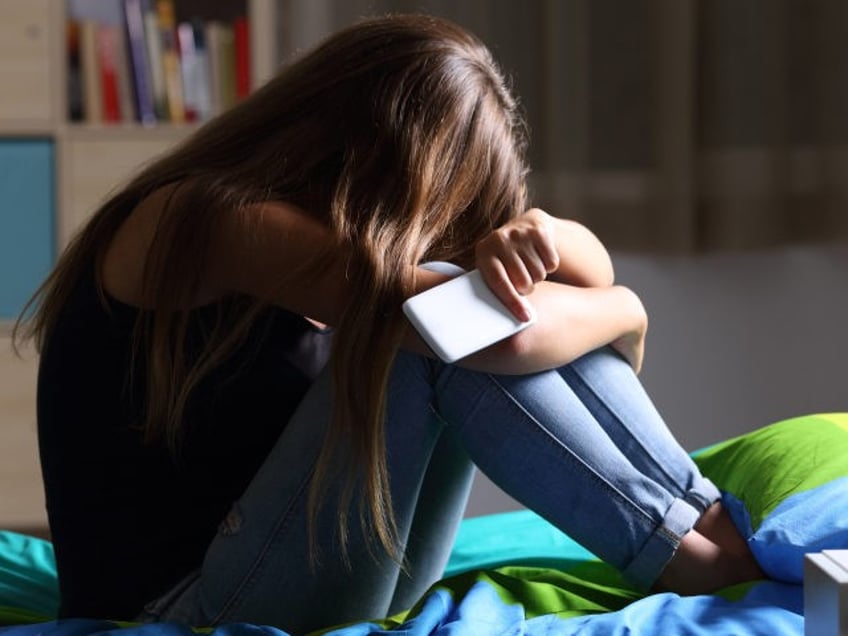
[
  {"x1": 0, "y1": 0, "x2": 286, "y2": 533},
  {"x1": 59, "y1": 0, "x2": 282, "y2": 246},
  {"x1": 0, "y1": 0, "x2": 284, "y2": 320}
]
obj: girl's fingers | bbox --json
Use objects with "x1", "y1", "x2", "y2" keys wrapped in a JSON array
[
  {"x1": 473, "y1": 208, "x2": 559, "y2": 320},
  {"x1": 535, "y1": 231, "x2": 560, "y2": 274},
  {"x1": 499, "y1": 250, "x2": 536, "y2": 295},
  {"x1": 524, "y1": 209, "x2": 560, "y2": 274},
  {"x1": 478, "y1": 257, "x2": 534, "y2": 322},
  {"x1": 505, "y1": 254, "x2": 550, "y2": 297}
]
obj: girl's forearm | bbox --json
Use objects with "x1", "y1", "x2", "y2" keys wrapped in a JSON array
[
  {"x1": 549, "y1": 218, "x2": 615, "y2": 288},
  {"x1": 457, "y1": 282, "x2": 646, "y2": 375}
]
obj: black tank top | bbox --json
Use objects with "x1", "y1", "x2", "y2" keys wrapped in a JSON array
[{"x1": 37, "y1": 267, "x2": 332, "y2": 620}]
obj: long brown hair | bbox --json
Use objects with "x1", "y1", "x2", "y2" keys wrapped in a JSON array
[{"x1": 15, "y1": 14, "x2": 529, "y2": 561}]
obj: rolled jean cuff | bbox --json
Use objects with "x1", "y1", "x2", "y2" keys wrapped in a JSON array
[
  {"x1": 683, "y1": 477, "x2": 722, "y2": 514},
  {"x1": 621, "y1": 497, "x2": 701, "y2": 590}
]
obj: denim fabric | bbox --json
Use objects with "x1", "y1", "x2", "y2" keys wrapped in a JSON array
[{"x1": 141, "y1": 347, "x2": 719, "y2": 633}]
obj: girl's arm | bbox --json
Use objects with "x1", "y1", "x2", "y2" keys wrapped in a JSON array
[
  {"x1": 107, "y1": 194, "x2": 638, "y2": 376},
  {"x1": 474, "y1": 208, "x2": 613, "y2": 321},
  {"x1": 548, "y1": 216, "x2": 615, "y2": 288},
  {"x1": 463, "y1": 208, "x2": 646, "y2": 374},
  {"x1": 208, "y1": 200, "x2": 452, "y2": 327},
  {"x1": 455, "y1": 281, "x2": 647, "y2": 375},
  {"x1": 208, "y1": 201, "x2": 644, "y2": 374}
]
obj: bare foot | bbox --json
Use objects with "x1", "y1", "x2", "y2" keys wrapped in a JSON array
[
  {"x1": 654, "y1": 529, "x2": 765, "y2": 595},
  {"x1": 695, "y1": 502, "x2": 749, "y2": 557}
]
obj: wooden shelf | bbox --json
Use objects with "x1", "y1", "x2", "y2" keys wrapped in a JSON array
[
  {"x1": 0, "y1": 122, "x2": 56, "y2": 137},
  {"x1": 60, "y1": 121, "x2": 199, "y2": 140}
]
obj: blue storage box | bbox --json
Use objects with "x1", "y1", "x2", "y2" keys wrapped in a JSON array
[{"x1": 0, "y1": 140, "x2": 54, "y2": 320}]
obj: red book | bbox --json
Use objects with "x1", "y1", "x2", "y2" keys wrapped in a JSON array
[
  {"x1": 96, "y1": 25, "x2": 122, "y2": 123},
  {"x1": 233, "y1": 16, "x2": 250, "y2": 100}
]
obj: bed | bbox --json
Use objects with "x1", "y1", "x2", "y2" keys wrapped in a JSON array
[{"x1": 1, "y1": 412, "x2": 846, "y2": 635}]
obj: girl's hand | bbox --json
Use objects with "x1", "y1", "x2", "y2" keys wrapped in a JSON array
[{"x1": 475, "y1": 208, "x2": 560, "y2": 321}]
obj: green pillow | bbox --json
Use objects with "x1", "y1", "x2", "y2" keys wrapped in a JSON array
[{"x1": 694, "y1": 412, "x2": 848, "y2": 582}]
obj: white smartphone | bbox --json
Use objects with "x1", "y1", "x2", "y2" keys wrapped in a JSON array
[{"x1": 402, "y1": 269, "x2": 536, "y2": 363}]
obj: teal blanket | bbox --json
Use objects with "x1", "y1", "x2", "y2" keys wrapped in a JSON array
[{"x1": 3, "y1": 413, "x2": 847, "y2": 635}]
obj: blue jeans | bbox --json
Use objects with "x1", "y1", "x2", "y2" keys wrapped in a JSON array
[{"x1": 140, "y1": 347, "x2": 719, "y2": 633}]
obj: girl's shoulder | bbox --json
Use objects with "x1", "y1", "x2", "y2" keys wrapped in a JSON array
[
  {"x1": 102, "y1": 183, "x2": 346, "y2": 327},
  {"x1": 101, "y1": 183, "x2": 177, "y2": 309}
]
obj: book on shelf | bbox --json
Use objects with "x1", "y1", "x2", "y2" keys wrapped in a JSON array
[
  {"x1": 176, "y1": 21, "x2": 199, "y2": 122},
  {"x1": 110, "y1": 23, "x2": 137, "y2": 123},
  {"x1": 67, "y1": 0, "x2": 253, "y2": 126},
  {"x1": 206, "y1": 21, "x2": 237, "y2": 116},
  {"x1": 124, "y1": 0, "x2": 157, "y2": 125},
  {"x1": 156, "y1": 0, "x2": 186, "y2": 123},
  {"x1": 67, "y1": 21, "x2": 84, "y2": 122},
  {"x1": 234, "y1": 16, "x2": 250, "y2": 101},
  {"x1": 141, "y1": 0, "x2": 168, "y2": 121},
  {"x1": 177, "y1": 19, "x2": 214, "y2": 122},
  {"x1": 79, "y1": 20, "x2": 102, "y2": 124},
  {"x1": 95, "y1": 25, "x2": 122, "y2": 122}
]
